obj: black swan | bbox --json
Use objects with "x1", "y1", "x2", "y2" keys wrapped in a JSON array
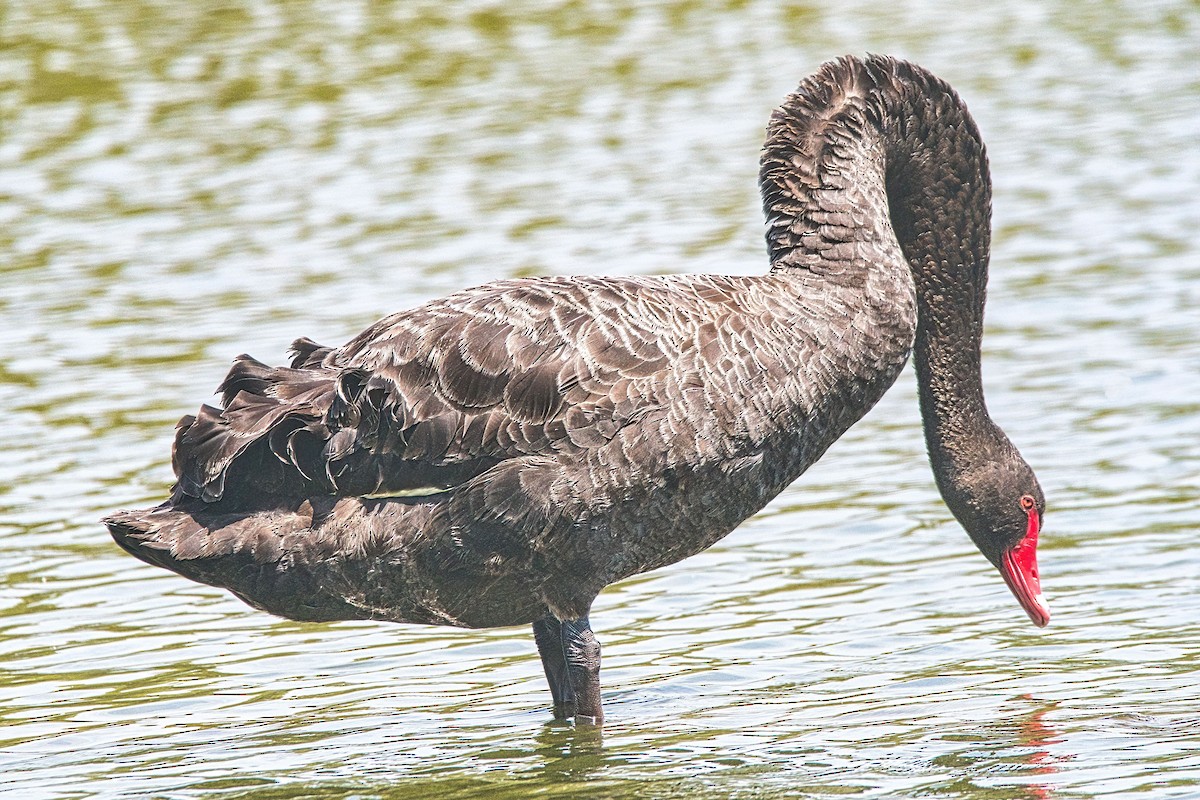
[{"x1": 106, "y1": 55, "x2": 1049, "y2": 727}]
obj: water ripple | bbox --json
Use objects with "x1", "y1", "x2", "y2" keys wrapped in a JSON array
[{"x1": 2, "y1": 1, "x2": 1199, "y2": 798}]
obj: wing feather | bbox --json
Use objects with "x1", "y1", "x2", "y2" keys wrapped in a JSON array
[{"x1": 171, "y1": 277, "x2": 683, "y2": 506}]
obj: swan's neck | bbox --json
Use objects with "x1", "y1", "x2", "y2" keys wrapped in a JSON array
[{"x1": 759, "y1": 55, "x2": 998, "y2": 476}]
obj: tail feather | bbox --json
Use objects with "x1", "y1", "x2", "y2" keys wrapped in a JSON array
[
  {"x1": 288, "y1": 336, "x2": 335, "y2": 369},
  {"x1": 103, "y1": 502, "x2": 369, "y2": 622},
  {"x1": 216, "y1": 354, "x2": 276, "y2": 406},
  {"x1": 168, "y1": 342, "x2": 478, "y2": 505},
  {"x1": 172, "y1": 350, "x2": 340, "y2": 503},
  {"x1": 115, "y1": 335, "x2": 513, "y2": 606}
]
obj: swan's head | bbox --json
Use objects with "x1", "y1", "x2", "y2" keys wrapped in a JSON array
[{"x1": 938, "y1": 448, "x2": 1050, "y2": 627}]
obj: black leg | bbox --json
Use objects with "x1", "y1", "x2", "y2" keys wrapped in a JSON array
[
  {"x1": 533, "y1": 614, "x2": 575, "y2": 719},
  {"x1": 561, "y1": 616, "x2": 603, "y2": 726}
]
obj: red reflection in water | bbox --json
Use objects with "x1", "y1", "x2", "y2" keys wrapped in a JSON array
[{"x1": 1018, "y1": 698, "x2": 1062, "y2": 800}]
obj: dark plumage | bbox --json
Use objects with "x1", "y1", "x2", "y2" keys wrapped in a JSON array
[{"x1": 106, "y1": 55, "x2": 1049, "y2": 727}]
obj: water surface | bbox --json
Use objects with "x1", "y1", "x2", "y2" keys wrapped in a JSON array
[{"x1": 2, "y1": 1, "x2": 1199, "y2": 798}]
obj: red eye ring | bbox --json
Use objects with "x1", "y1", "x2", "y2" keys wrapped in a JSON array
[{"x1": 1019, "y1": 494, "x2": 1036, "y2": 512}]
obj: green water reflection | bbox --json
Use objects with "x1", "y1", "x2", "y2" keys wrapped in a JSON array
[{"x1": 2, "y1": 0, "x2": 1199, "y2": 797}]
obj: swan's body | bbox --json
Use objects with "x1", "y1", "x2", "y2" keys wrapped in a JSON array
[{"x1": 107, "y1": 55, "x2": 1048, "y2": 726}]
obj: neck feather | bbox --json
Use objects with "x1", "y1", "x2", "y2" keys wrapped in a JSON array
[{"x1": 759, "y1": 55, "x2": 997, "y2": 472}]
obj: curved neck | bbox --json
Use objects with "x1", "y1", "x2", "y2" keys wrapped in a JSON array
[{"x1": 759, "y1": 55, "x2": 996, "y2": 469}]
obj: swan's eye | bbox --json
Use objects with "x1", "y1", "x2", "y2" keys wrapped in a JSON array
[{"x1": 1019, "y1": 494, "x2": 1036, "y2": 512}]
